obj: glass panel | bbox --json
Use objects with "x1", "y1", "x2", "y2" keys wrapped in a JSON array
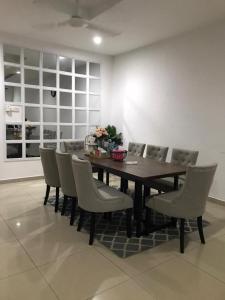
[
  {"x1": 24, "y1": 49, "x2": 40, "y2": 67},
  {"x1": 89, "y1": 79, "x2": 100, "y2": 94},
  {"x1": 6, "y1": 125, "x2": 22, "y2": 140},
  {"x1": 26, "y1": 125, "x2": 40, "y2": 140},
  {"x1": 75, "y1": 110, "x2": 87, "y2": 123},
  {"x1": 43, "y1": 108, "x2": 57, "y2": 123},
  {"x1": 60, "y1": 74, "x2": 72, "y2": 90},
  {"x1": 75, "y1": 60, "x2": 86, "y2": 75},
  {"x1": 60, "y1": 126, "x2": 72, "y2": 139},
  {"x1": 75, "y1": 93, "x2": 86, "y2": 107},
  {"x1": 43, "y1": 53, "x2": 57, "y2": 69},
  {"x1": 89, "y1": 95, "x2": 100, "y2": 109},
  {"x1": 5, "y1": 86, "x2": 21, "y2": 102},
  {"x1": 7, "y1": 143, "x2": 22, "y2": 158},
  {"x1": 3, "y1": 45, "x2": 20, "y2": 64},
  {"x1": 59, "y1": 56, "x2": 72, "y2": 72},
  {"x1": 43, "y1": 72, "x2": 56, "y2": 87},
  {"x1": 75, "y1": 126, "x2": 87, "y2": 139},
  {"x1": 25, "y1": 88, "x2": 40, "y2": 104},
  {"x1": 4, "y1": 66, "x2": 21, "y2": 83},
  {"x1": 89, "y1": 111, "x2": 100, "y2": 125},
  {"x1": 89, "y1": 63, "x2": 100, "y2": 77},
  {"x1": 26, "y1": 143, "x2": 40, "y2": 157},
  {"x1": 60, "y1": 109, "x2": 72, "y2": 123},
  {"x1": 60, "y1": 92, "x2": 72, "y2": 106},
  {"x1": 44, "y1": 142, "x2": 57, "y2": 149},
  {"x1": 43, "y1": 125, "x2": 57, "y2": 139},
  {"x1": 75, "y1": 77, "x2": 86, "y2": 91},
  {"x1": 25, "y1": 69, "x2": 39, "y2": 85},
  {"x1": 25, "y1": 107, "x2": 40, "y2": 122},
  {"x1": 43, "y1": 90, "x2": 57, "y2": 105}
]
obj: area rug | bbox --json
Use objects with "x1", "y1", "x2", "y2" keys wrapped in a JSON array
[{"x1": 49, "y1": 196, "x2": 209, "y2": 258}]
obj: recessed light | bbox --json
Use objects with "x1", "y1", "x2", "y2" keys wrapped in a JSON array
[
  {"x1": 16, "y1": 71, "x2": 21, "y2": 74},
  {"x1": 59, "y1": 56, "x2": 65, "y2": 60},
  {"x1": 93, "y1": 36, "x2": 102, "y2": 45},
  {"x1": 16, "y1": 222, "x2": 21, "y2": 227}
]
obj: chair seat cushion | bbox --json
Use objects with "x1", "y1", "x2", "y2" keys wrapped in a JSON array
[{"x1": 94, "y1": 178, "x2": 106, "y2": 189}]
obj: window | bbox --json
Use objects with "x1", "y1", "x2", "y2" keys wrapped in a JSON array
[{"x1": 3, "y1": 44, "x2": 101, "y2": 160}]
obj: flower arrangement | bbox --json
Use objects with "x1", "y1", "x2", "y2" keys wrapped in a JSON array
[{"x1": 94, "y1": 127, "x2": 108, "y2": 139}]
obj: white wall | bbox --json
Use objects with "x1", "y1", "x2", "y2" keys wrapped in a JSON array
[
  {"x1": 110, "y1": 20, "x2": 225, "y2": 201},
  {"x1": 0, "y1": 32, "x2": 113, "y2": 181}
]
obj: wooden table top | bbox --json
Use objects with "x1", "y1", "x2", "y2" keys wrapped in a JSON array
[{"x1": 81, "y1": 154, "x2": 186, "y2": 182}]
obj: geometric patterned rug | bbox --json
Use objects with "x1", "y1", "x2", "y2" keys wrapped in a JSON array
[{"x1": 49, "y1": 196, "x2": 209, "y2": 258}]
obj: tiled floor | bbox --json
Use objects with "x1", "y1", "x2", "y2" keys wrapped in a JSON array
[{"x1": 0, "y1": 179, "x2": 225, "y2": 299}]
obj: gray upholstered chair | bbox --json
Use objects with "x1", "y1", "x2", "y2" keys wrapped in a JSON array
[
  {"x1": 64, "y1": 141, "x2": 84, "y2": 154},
  {"x1": 145, "y1": 164, "x2": 217, "y2": 253},
  {"x1": 39, "y1": 147, "x2": 60, "y2": 212},
  {"x1": 72, "y1": 157, "x2": 133, "y2": 245},
  {"x1": 146, "y1": 145, "x2": 169, "y2": 162},
  {"x1": 56, "y1": 151, "x2": 77, "y2": 225},
  {"x1": 128, "y1": 142, "x2": 146, "y2": 157},
  {"x1": 146, "y1": 148, "x2": 199, "y2": 194}
]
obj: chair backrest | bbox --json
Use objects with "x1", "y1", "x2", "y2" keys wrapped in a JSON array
[
  {"x1": 64, "y1": 141, "x2": 84, "y2": 154},
  {"x1": 39, "y1": 147, "x2": 60, "y2": 187},
  {"x1": 128, "y1": 142, "x2": 145, "y2": 157},
  {"x1": 56, "y1": 151, "x2": 76, "y2": 198},
  {"x1": 72, "y1": 157, "x2": 105, "y2": 212},
  {"x1": 171, "y1": 148, "x2": 199, "y2": 166},
  {"x1": 146, "y1": 145, "x2": 169, "y2": 162},
  {"x1": 176, "y1": 164, "x2": 217, "y2": 218}
]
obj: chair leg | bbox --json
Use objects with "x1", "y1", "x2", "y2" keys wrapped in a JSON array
[
  {"x1": 197, "y1": 216, "x2": 205, "y2": 244},
  {"x1": 106, "y1": 172, "x2": 110, "y2": 185},
  {"x1": 77, "y1": 209, "x2": 85, "y2": 231},
  {"x1": 55, "y1": 187, "x2": 59, "y2": 213},
  {"x1": 126, "y1": 208, "x2": 132, "y2": 238},
  {"x1": 145, "y1": 207, "x2": 152, "y2": 234},
  {"x1": 61, "y1": 195, "x2": 68, "y2": 216},
  {"x1": 180, "y1": 218, "x2": 185, "y2": 253},
  {"x1": 171, "y1": 217, "x2": 177, "y2": 227},
  {"x1": 44, "y1": 185, "x2": 50, "y2": 205},
  {"x1": 70, "y1": 197, "x2": 77, "y2": 226},
  {"x1": 89, "y1": 213, "x2": 96, "y2": 245}
]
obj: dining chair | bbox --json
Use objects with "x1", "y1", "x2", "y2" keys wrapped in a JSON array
[
  {"x1": 128, "y1": 142, "x2": 146, "y2": 157},
  {"x1": 39, "y1": 147, "x2": 60, "y2": 212},
  {"x1": 145, "y1": 148, "x2": 199, "y2": 194},
  {"x1": 64, "y1": 141, "x2": 84, "y2": 154},
  {"x1": 72, "y1": 157, "x2": 133, "y2": 245},
  {"x1": 145, "y1": 164, "x2": 217, "y2": 253},
  {"x1": 146, "y1": 145, "x2": 169, "y2": 162}
]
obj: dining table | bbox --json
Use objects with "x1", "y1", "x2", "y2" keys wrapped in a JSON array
[{"x1": 79, "y1": 153, "x2": 187, "y2": 237}]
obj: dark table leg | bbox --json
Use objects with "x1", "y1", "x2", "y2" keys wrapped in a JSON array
[
  {"x1": 174, "y1": 175, "x2": 179, "y2": 190},
  {"x1": 134, "y1": 180, "x2": 143, "y2": 237},
  {"x1": 98, "y1": 169, "x2": 104, "y2": 182}
]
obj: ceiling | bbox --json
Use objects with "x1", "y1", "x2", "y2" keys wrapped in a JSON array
[{"x1": 1, "y1": 0, "x2": 225, "y2": 55}]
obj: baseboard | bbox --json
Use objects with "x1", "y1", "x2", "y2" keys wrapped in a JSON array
[
  {"x1": 0, "y1": 175, "x2": 44, "y2": 184},
  {"x1": 208, "y1": 197, "x2": 225, "y2": 206}
]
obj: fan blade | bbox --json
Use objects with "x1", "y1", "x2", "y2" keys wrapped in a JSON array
[
  {"x1": 33, "y1": 0, "x2": 77, "y2": 16},
  {"x1": 86, "y1": 0, "x2": 123, "y2": 20},
  {"x1": 32, "y1": 22, "x2": 58, "y2": 30},
  {"x1": 86, "y1": 22, "x2": 120, "y2": 37}
]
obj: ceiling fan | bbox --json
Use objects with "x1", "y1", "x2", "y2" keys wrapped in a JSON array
[{"x1": 33, "y1": 0, "x2": 122, "y2": 37}]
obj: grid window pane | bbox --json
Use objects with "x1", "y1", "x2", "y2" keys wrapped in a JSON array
[
  {"x1": 75, "y1": 110, "x2": 87, "y2": 123},
  {"x1": 25, "y1": 69, "x2": 39, "y2": 85},
  {"x1": 4, "y1": 66, "x2": 21, "y2": 83},
  {"x1": 75, "y1": 77, "x2": 86, "y2": 91},
  {"x1": 4, "y1": 45, "x2": 20, "y2": 64},
  {"x1": 60, "y1": 74, "x2": 72, "y2": 90},
  {"x1": 6, "y1": 125, "x2": 22, "y2": 140},
  {"x1": 75, "y1": 60, "x2": 86, "y2": 75},
  {"x1": 75, "y1": 93, "x2": 86, "y2": 107},
  {"x1": 43, "y1": 53, "x2": 57, "y2": 69},
  {"x1": 43, "y1": 108, "x2": 57, "y2": 123},
  {"x1": 59, "y1": 57, "x2": 72, "y2": 72},
  {"x1": 25, "y1": 88, "x2": 40, "y2": 104},
  {"x1": 43, "y1": 90, "x2": 57, "y2": 105},
  {"x1": 26, "y1": 125, "x2": 40, "y2": 140},
  {"x1": 89, "y1": 79, "x2": 100, "y2": 94},
  {"x1": 24, "y1": 49, "x2": 40, "y2": 67},
  {"x1": 43, "y1": 125, "x2": 57, "y2": 139},
  {"x1": 7, "y1": 143, "x2": 22, "y2": 158},
  {"x1": 60, "y1": 109, "x2": 72, "y2": 123},
  {"x1": 89, "y1": 111, "x2": 100, "y2": 125},
  {"x1": 75, "y1": 126, "x2": 87, "y2": 139},
  {"x1": 43, "y1": 72, "x2": 56, "y2": 87},
  {"x1": 26, "y1": 143, "x2": 40, "y2": 157},
  {"x1": 5, "y1": 86, "x2": 21, "y2": 102},
  {"x1": 89, "y1": 95, "x2": 100, "y2": 109},
  {"x1": 25, "y1": 107, "x2": 40, "y2": 122},
  {"x1": 60, "y1": 126, "x2": 72, "y2": 139},
  {"x1": 60, "y1": 92, "x2": 72, "y2": 107},
  {"x1": 89, "y1": 63, "x2": 100, "y2": 77},
  {"x1": 44, "y1": 143, "x2": 57, "y2": 149}
]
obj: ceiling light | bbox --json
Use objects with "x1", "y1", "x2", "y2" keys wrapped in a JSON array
[
  {"x1": 93, "y1": 36, "x2": 102, "y2": 45},
  {"x1": 16, "y1": 71, "x2": 21, "y2": 74},
  {"x1": 16, "y1": 222, "x2": 21, "y2": 227},
  {"x1": 59, "y1": 56, "x2": 65, "y2": 60}
]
